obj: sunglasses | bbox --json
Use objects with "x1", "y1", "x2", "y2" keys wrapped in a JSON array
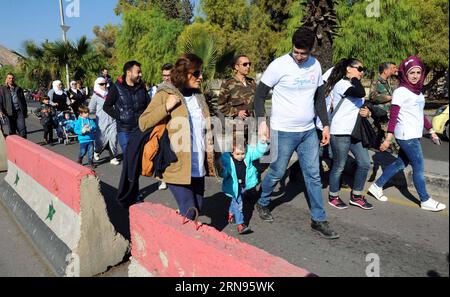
[
  {"x1": 350, "y1": 66, "x2": 367, "y2": 73},
  {"x1": 239, "y1": 62, "x2": 252, "y2": 67},
  {"x1": 98, "y1": 82, "x2": 107, "y2": 86},
  {"x1": 190, "y1": 70, "x2": 203, "y2": 78}
]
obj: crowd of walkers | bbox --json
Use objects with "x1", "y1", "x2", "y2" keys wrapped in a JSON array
[{"x1": 0, "y1": 26, "x2": 446, "y2": 239}]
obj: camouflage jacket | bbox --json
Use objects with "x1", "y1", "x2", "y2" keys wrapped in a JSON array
[
  {"x1": 217, "y1": 76, "x2": 256, "y2": 117},
  {"x1": 369, "y1": 76, "x2": 393, "y2": 110}
]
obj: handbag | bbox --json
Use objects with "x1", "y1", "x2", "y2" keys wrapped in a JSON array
[{"x1": 351, "y1": 114, "x2": 379, "y2": 149}]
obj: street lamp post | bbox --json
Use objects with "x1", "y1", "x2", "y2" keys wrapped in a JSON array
[{"x1": 58, "y1": 0, "x2": 71, "y2": 88}]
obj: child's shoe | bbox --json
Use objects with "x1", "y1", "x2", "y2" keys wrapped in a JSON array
[
  {"x1": 237, "y1": 224, "x2": 252, "y2": 235},
  {"x1": 227, "y1": 213, "x2": 235, "y2": 224}
]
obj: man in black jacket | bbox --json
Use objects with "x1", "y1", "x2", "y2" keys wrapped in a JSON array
[
  {"x1": 0, "y1": 72, "x2": 28, "y2": 138},
  {"x1": 103, "y1": 61, "x2": 150, "y2": 156}
]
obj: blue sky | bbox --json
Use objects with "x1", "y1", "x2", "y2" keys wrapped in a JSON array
[{"x1": 0, "y1": 0, "x2": 201, "y2": 55}]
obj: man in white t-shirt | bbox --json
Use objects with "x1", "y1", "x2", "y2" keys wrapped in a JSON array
[{"x1": 253, "y1": 27, "x2": 339, "y2": 239}]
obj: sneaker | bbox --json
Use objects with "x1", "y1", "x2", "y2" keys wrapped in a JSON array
[
  {"x1": 421, "y1": 197, "x2": 447, "y2": 212},
  {"x1": 350, "y1": 194, "x2": 373, "y2": 210},
  {"x1": 311, "y1": 220, "x2": 340, "y2": 239},
  {"x1": 158, "y1": 181, "x2": 167, "y2": 190},
  {"x1": 94, "y1": 152, "x2": 100, "y2": 161},
  {"x1": 255, "y1": 204, "x2": 274, "y2": 223},
  {"x1": 368, "y1": 183, "x2": 388, "y2": 202},
  {"x1": 110, "y1": 158, "x2": 120, "y2": 165},
  {"x1": 227, "y1": 213, "x2": 235, "y2": 224},
  {"x1": 328, "y1": 195, "x2": 348, "y2": 209},
  {"x1": 237, "y1": 224, "x2": 252, "y2": 235}
]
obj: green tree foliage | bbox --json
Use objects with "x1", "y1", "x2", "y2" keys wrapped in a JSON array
[
  {"x1": 334, "y1": 0, "x2": 423, "y2": 77},
  {"x1": 116, "y1": 7, "x2": 184, "y2": 84},
  {"x1": 411, "y1": 0, "x2": 449, "y2": 73},
  {"x1": 176, "y1": 21, "x2": 228, "y2": 80},
  {"x1": 20, "y1": 37, "x2": 104, "y2": 90},
  {"x1": 93, "y1": 24, "x2": 119, "y2": 71},
  {"x1": 276, "y1": 0, "x2": 305, "y2": 56},
  {"x1": 201, "y1": 0, "x2": 282, "y2": 73}
]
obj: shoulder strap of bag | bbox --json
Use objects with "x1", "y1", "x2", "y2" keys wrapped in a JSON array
[{"x1": 330, "y1": 94, "x2": 346, "y2": 118}]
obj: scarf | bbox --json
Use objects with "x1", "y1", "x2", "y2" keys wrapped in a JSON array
[
  {"x1": 52, "y1": 80, "x2": 64, "y2": 96},
  {"x1": 398, "y1": 56, "x2": 426, "y2": 95},
  {"x1": 94, "y1": 77, "x2": 108, "y2": 98}
]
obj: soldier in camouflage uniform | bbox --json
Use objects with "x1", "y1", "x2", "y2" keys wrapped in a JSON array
[
  {"x1": 370, "y1": 62, "x2": 400, "y2": 153},
  {"x1": 217, "y1": 55, "x2": 256, "y2": 143}
]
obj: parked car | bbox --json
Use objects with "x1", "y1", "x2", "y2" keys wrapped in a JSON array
[{"x1": 432, "y1": 104, "x2": 449, "y2": 139}]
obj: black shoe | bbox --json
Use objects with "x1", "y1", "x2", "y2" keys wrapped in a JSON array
[
  {"x1": 311, "y1": 220, "x2": 340, "y2": 239},
  {"x1": 77, "y1": 158, "x2": 82, "y2": 164},
  {"x1": 255, "y1": 204, "x2": 274, "y2": 222}
]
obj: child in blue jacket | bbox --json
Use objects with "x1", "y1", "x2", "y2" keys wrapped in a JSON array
[
  {"x1": 220, "y1": 133, "x2": 269, "y2": 234},
  {"x1": 74, "y1": 106, "x2": 97, "y2": 168}
]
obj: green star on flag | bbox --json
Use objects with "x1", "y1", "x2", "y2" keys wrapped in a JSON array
[
  {"x1": 46, "y1": 202, "x2": 56, "y2": 221},
  {"x1": 14, "y1": 173, "x2": 20, "y2": 186}
]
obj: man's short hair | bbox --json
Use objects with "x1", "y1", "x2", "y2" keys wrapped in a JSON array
[
  {"x1": 230, "y1": 55, "x2": 248, "y2": 68},
  {"x1": 123, "y1": 61, "x2": 141, "y2": 76},
  {"x1": 161, "y1": 63, "x2": 173, "y2": 71},
  {"x1": 378, "y1": 62, "x2": 396, "y2": 74},
  {"x1": 292, "y1": 27, "x2": 315, "y2": 50}
]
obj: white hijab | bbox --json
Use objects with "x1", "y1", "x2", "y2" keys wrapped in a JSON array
[
  {"x1": 94, "y1": 77, "x2": 108, "y2": 98},
  {"x1": 52, "y1": 80, "x2": 63, "y2": 95},
  {"x1": 70, "y1": 80, "x2": 78, "y2": 93}
]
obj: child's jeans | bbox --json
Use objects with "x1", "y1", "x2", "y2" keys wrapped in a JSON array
[
  {"x1": 79, "y1": 141, "x2": 94, "y2": 164},
  {"x1": 229, "y1": 186, "x2": 249, "y2": 225}
]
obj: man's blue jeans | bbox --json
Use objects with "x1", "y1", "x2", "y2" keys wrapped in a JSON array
[
  {"x1": 375, "y1": 138, "x2": 430, "y2": 202},
  {"x1": 258, "y1": 128, "x2": 327, "y2": 222},
  {"x1": 329, "y1": 135, "x2": 371, "y2": 196},
  {"x1": 118, "y1": 130, "x2": 135, "y2": 156}
]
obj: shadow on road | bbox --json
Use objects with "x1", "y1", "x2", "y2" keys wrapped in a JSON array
[{"x1": 99, "y1": 181, "x2": 130, "y2": 241}]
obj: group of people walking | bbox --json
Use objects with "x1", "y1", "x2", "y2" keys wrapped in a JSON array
[{"x1": 1, "y1": 26, "x2": 446, "y2": 240}]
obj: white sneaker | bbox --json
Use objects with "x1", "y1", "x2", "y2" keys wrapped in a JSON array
[
  {"x1": 158, "y1": 181, "x2": 167, "y2": 190},
  {"x1": 110, "y1": 158, "x2": 120, "y2": 165},
  {"x1": 421, "y1": 197, "x2": 446, "y2": 212},
  {"x1": 368, "y1": 183, "x2": 388, "y2": 202},
  {"x1": 94, "y1": 152, "x2": 100, "y2": 161}
]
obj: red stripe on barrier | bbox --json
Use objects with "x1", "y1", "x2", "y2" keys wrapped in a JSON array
[
  {"x1": 6, "y1": 135, "x2": 94, "y2": 213},
  {"x1": 130, "y1": 202, "x2": 313, "y2": 277}
]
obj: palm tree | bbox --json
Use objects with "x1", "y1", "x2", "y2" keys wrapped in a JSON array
[
  {"x1": 181, "y1": 34, "x2": 219, "y2": 83},
  {"x1": 301, "y1": 0, "x2": 339, "y2": 70}
]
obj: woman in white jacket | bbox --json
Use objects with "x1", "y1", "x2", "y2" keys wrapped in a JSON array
[{"x1": 89, "y1": 77, "x2": 120, "y2": 165}]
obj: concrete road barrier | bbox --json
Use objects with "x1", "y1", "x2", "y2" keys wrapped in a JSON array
[
  {"x1": 0, "y1": 135, "x2": 129, "y2": 276},
  {"x1": 128, "y1": 202, "x2": 314, "y2": 277}
]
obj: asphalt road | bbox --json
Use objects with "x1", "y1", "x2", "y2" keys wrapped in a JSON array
[{"x1": 0, "y1": 114, "x2": 447, "y2": 277}]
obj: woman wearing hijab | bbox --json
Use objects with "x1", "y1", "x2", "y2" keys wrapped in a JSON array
[
  {"x1": 48, "y1": 80, "x2": 70, "y2": 112},
  {"x1": 89, "y1": 77, "x2": 120, "y2": 165},
  {"x1": 67, "y1": 80, "x2": 86, "y2": 117},
  {"x1": 368, "y1": 56, "x2": 446, "y2": 212}
]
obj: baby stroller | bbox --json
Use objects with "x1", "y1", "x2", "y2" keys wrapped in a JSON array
[{"x1": 55, "y1": 110, "x2": 78, "y2": 145}]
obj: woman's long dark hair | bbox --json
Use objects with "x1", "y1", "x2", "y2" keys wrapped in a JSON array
[{"x1": 325, "y1": 58, "x2": 361, "y2": 96}]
